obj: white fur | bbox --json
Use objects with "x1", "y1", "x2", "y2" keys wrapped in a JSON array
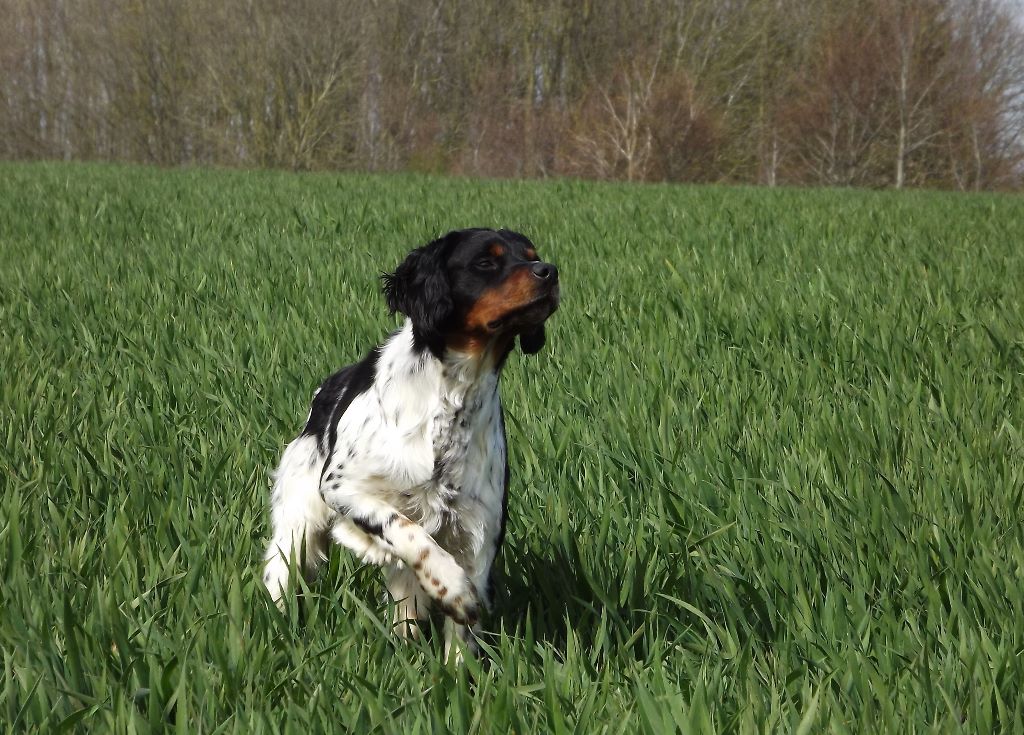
[
  {"x1": 263, "y1": 320, "x2": 507, "y2": 658},
  {"x1": 262, "y1": 435, "x2": 332, "y2": 599}
]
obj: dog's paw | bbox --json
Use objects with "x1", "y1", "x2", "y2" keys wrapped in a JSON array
[
  {"x1": 414, "y1": 550, "x2": 480, "y2": 625},
  {"x1": 440, "y1": 590, "x2": 481, "y2": 627}
]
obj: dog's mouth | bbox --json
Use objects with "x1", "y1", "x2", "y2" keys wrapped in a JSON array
[{"x1": 486, "y1": 287, "x2": 559, "y2": 331}]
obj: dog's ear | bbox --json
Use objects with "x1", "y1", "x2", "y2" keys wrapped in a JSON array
[
  {"x1": 382, "y1": 234, "x2": 455, "y2": 350},
  {"x1": 519, "y1": 326, "x2": 546, "y2": 354}
]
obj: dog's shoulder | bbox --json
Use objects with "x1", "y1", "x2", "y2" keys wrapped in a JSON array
[{"x1": 302, "y1": 345, "x2": 383, "y2": 451}]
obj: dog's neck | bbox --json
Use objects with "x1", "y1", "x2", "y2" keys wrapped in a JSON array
[
  {"x1": 445, "y1": 328, "x2": 519, "y2": 378},
  {"x1": 443, "y1": 337, "x2": 511, "y2": 382},
  {"x1": 386, "y1": 320, "x2": 503, "y2": 404}
]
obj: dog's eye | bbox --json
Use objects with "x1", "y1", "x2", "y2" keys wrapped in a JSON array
[{"x1": 474, "y1": 258, "x2": 498, "y2": 271}]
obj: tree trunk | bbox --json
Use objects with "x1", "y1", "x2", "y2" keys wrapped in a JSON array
[{"x1": 896, "y1": 118, "x2": 906, "y2": 189}]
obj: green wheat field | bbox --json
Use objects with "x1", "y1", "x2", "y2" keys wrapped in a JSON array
[{"x1": 1, "y1": 163, "x2": 1023, "y2": 732}]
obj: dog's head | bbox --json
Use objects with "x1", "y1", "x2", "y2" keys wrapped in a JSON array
[{"x1": 382, "y1": 228, "x2": 559, "y2": 357}]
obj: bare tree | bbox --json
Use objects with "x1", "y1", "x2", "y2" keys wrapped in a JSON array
[
  {"x1": 570, "y1": 59, "x2": 659, "y2": 182},
  {"x1": 877, "y1": 0, "x2": 959, "y2": 188},
  {"x1": 945, "y1": 0, "x2": 1024, "y2": 189},
  {"x1": 783, "y1": 10, "x2": 894, "y2": 187}
]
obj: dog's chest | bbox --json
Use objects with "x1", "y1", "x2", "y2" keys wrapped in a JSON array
[
  {"x1": 432, "y1": 377, "x2": 500, "y2": 492},
  {"x1": 401, "y1": 372, "x2": 505, "y2": 534}
]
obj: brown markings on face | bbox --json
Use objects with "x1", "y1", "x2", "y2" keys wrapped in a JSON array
[
  {"x1": 449, "y1": 267, "x2": 541, "y2": 354},
  {"x1": 467, "y1": 268, "x2": 538, "y2": 330},
  {"x1": 524, "y1": 247, "x2": 537, "y2": 260},
  {"x1": 489, "y1": 243, "x2": 506, "y2": 257}
]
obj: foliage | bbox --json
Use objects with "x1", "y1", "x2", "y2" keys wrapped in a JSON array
[
  {"x1": 2, "y1": 162, "x2": 1024, "y2": 731},
  {"x1": 1, "y1": 0, "x2": 1022, "y2": 189}
]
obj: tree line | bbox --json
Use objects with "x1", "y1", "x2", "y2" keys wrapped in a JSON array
[{"x1": 2, "y1": 0, "x2": 1022, "y2": 190}]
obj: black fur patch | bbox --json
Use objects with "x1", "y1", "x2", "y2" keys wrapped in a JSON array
[
  {"x1": 382, "y1": 232, "x2": 464, "y2": 357},
  {"x1": 519, "y1": 326, "x2": 546, "y2": 355},
  {"x1": 302, "y1": 347, "x2": 381, "y2": 486},
  {"x1": 352, "y1": 516, "x2": 384, "y2": 537},
  {"x1": 352, "y1": 512, "x2": 398, "y2": 538}
]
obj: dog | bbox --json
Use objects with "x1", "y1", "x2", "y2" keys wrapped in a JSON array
[{"x1": 262, "y1": 228, "x2": 559, "y2": 660}]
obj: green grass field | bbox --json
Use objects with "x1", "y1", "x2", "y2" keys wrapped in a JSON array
[{"x1": 2, "y1": 163, "x2": 1023, "y2": 732}]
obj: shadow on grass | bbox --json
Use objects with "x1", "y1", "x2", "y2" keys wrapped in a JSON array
[
  {"x1": 489, "y1": 545, "x2": 778, "y2": 658},
  {"x1": 490, "y1": 546, "x2": 614, "y2": 653}
]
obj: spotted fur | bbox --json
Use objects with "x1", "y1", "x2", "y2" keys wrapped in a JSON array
[{"x1": 262, "y1": 228, "x2": 559, "y2": 661}]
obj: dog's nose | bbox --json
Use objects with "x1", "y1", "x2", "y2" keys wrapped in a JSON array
[{"x1": 532, "y1": 262, "x2": 558, "y2": 282}]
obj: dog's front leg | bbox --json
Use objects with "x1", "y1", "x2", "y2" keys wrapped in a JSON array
[
  {"x1": 442, "y1": 512, "x2": 503, "y2": 663},
  {"x1": 322, "y1": 491, "x2": 481, "y2": 626},
  {"x1": 442, "y1": 555, "x2": 490, "y2": 663}
]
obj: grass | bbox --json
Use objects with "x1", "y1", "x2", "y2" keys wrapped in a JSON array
[{"x1": 1, "y1": 162, "x2": 1023, "y2": 733}]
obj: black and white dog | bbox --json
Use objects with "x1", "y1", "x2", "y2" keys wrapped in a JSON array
[{"x1": 263, "y1": 228, "x2": 559, "y2": 659}]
